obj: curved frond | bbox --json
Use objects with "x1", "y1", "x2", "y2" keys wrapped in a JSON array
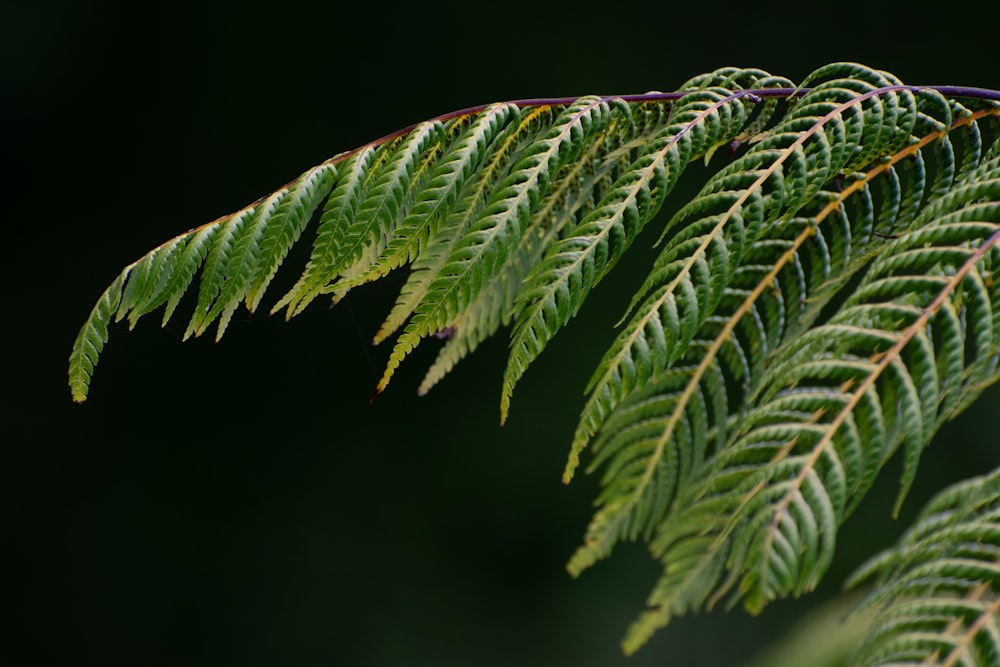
[
  {"x1": 374, "y1": 96, "x2": 627, "y2": 393},
  {"x1": 276, "y1": 120, "x2": 447, "y2": 317},
  {"x1": 501, "y1": 71, "x2": 795, "y2": 421},
  {"x1": 620, "y1": 164, "x2": 1000, "y2": 653},
  {"x1": 68, "y1": 61, "x2": 1000, "y2": 661},
  {"x1": 565, "y1": 125, "x2": 934, "y2": 576},
  {"x1": 568, "y1": 66, "x2": 924, "y2": 480},
  {"x1": 69, "y1": 274, "x2": 124, "y2": 402},
  {"x1": 338, "y1": 104, "x2": 518, "y2": 292}
]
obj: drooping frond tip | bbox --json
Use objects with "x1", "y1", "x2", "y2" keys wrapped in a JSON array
[
  {"x1": 70, "y1": 62, "x2": 1000, "y2": 663},
  {"x1": 69, "y1": 69, "x2": 814, "y2": 404}
]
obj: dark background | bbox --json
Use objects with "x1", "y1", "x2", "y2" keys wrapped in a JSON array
[{"x1": 7, "y1": 1, "x2": 999, "y2": 665}]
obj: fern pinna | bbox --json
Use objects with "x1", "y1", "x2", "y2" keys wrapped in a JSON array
[{"x1": 70, "y1": 63, "x2": 1000, "y2": 661}]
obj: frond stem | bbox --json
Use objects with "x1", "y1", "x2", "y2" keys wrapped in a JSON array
[{"x1": 361, "y1": 85, "x2": 1000, "y2": 170}]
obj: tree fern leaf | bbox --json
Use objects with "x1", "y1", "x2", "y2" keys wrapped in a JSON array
[
  {"x1": 372, "y1": 105, "x2": 537, "y2": 344},
  {"x1": 244, "y1": 162, "x2": 338, "y2": 313},
  {"x1": 736, "y1": 225, "x2": 1000, "y2": 607},
  {"x1": 191, "y1": 172, "x2": 336, "y2": 341},
  {"x1": 566, "y1": 365, "x2": 716, "y2": 576},
  {"x1": 324, "y1": 121, "x2": 446, "y2": 296},
  {"x1": 376, "y1": 97, "x2": 618, "y2": 393},
  {"x1": 417, "y1": 108, "x2": 648, "y2": 394},
  {"x1": 157, "y1": 224, "x2": 222, "y2": 326},
  {"x1": 568, "y1": 117, "x2": 963, "y2": 575},
  {"x1": 66, "y1": 66, "x2": 1000, "y2": 660},
  {"x1": 529, "y1": 101, "x2": 640, "y2": 245},
  {"x1": 621, "y1": 492, "x2": 742, "y2": 654},
  {"x1": 503, "y1": 84, "x2": 775, "y2": 423},
  {"x1": 567, "y1": 79, "x2": 924, "y2": 481},
  {"x1": 583, "y1": 106, "x2": 1000, "y2": 652},
  {"x1": 70, "y1": 161, "x2": 337, "y2": 397},
  {"x1": 416, "y1": 262, "x2": 518, "y2": 396},
  {"x1": 119, "y1": 234, "x2": 190, "y2": 328},
  {"x1": 636, "y1": 221, "x2": 1000, "y2": 640},
  {"x1": 115, "y1": 241, "x2": 158, "y2": 324},
  {"x1": 568, "y1": 223, "x2": 818, "y2": 575},
  {"x1": 274, "y1": 146, "x2": 377, "y2": 317},
  {"x1": 846, "y1": 470, "x2": 1000, "y2": 667},
  {"x1": 203, "y1": 188, "x2": 291, "y2": 340},
  {"x1": 69, "y1": 273, "x2": 125, "y2": 402},
  {"x1": 335, "y1": 104, "x2": 518, "y2": 291},
  {"x1": 184, "y1": 207, "x2": 257, "y2": 339}
]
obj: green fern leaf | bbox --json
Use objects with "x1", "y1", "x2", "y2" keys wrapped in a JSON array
[
  {"x1": 244, "y1": 163, "x2": 338, "y2": 312},
  {"x1": 67, "y1": 62, "x2": 1000, "y2": 662},
  {"x1": 623, "y1": 201, "x2": 1000, "y2": 653},
  {"x1": 274, "y1": 146, "x2": 377, "y2": 317},
  {"x1": 200, "y1": 188, "x2": 291, "y2": 339},
  {"x1": 69, "y1": 273, "x2": 125, "y2": 402},
  {"x1": 157, "y1": 224, "x2": 223, "y2": 326},
  {"x1": 325, "y1": 121, "x2": 446, "y2": 294},
  {"x1": 376, "y1": 97, "x2": 621, "y2": 393},
  {"x1": 336, "y1": 104, "x2": 518, "y2": 293},
  {"x1": 416, "y1": 261, "x2": 518, "y2": 396},
  {"x1": 183, "y1": 207, "x2": 257, "y2": 339},
  {"x1": 503, "y1": 73, "x2": 790, "y2": 423},
  {"x1": 846, "y1": 469, "x2": 1000, "y2": 666},
  {"x1": 567, "y1": 71, "x2": 923, "y2": 482},
  {"x1": 371, "y1": 104, "x2": 538, "y2": 345}
]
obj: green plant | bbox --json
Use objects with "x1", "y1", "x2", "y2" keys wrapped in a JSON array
[{"x1": 69, "y1": 62, "x2": 1000, "y2": 662}]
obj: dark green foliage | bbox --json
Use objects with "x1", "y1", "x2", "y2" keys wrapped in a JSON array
[{"x1": 70, "y1": 63, "x2": 1000, "y2": 662}]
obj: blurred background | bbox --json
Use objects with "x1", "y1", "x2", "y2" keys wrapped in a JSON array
[{"x1": 6, "y1": 1, "x2": 999, "y2": 665}]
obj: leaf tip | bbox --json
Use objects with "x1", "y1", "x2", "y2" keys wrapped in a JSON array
[
  {"x1": 372, "y1": 326, "x2": 391, "y2": 346},
  {"x1": 565, "y1": 548, "x2": 591, "y2": 578},
  {"x1": 562, "y1": 439, "x2": 586, "y2": 483},
  {"x1": 373, "y1": 367, "x2": 394, "y2": 398}
]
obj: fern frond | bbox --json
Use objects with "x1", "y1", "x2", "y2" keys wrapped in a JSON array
[
  {"x1": 123, "y1": 224, "x2": 220, "y2": 329},
  {"x1": 620, "y1": 181, "x2": 1000, "y2": 653},
  {"x1": 69, "y1": 159, "x2": 338, "y2": 400},
  {"x1": 275, "y1": 141, "x2": 384, "y2": 317},
  {"x1": 181, "y1": 207, "x2": 258, "y2": 339},
  {"x1": 69, "y1": 274, "x2": 124, "y2": 402},
  {"x1": 565, "y1": 139, "x2": 919, "y2": 576},
  {"x1": 375, "y1": 97, "x2": 625, "y2": 393},
  {"x1": 178, "y1": 164, "x2": 340, "y2": 341},
  {"x1": 68, "y1": 61, "x2": 1000, "y2": 660},
  {"x1": 371, "y1": 104, "x2": 540, "y2": 345},
  {"x1": 567, "y1": 71, "x2": 927, "y2": 481},
  {"x1": 502, "y1": 70, "x2": 793, "y2": 422},
  {"x1": 336, "y1": 104, "x2": 518, "y2": 292},
  {"x1": 414, "y1": 112, "x2": 645, "y2": 394},
  {"x1": 416, "y1": 271, "x2": 513, "y2": 397},
  {"x1": 244, "y1": 164, "x2": 339, "y2": 313},
  {"x1": 325, "y1": 121, "x2": 450, "y2": 301},
  {"x1": 565, "y1": 94, "x2": 997, "y2": 593},
  {"x1": 845, "y1": 469, "x2": 1000, "y2": 666}
]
